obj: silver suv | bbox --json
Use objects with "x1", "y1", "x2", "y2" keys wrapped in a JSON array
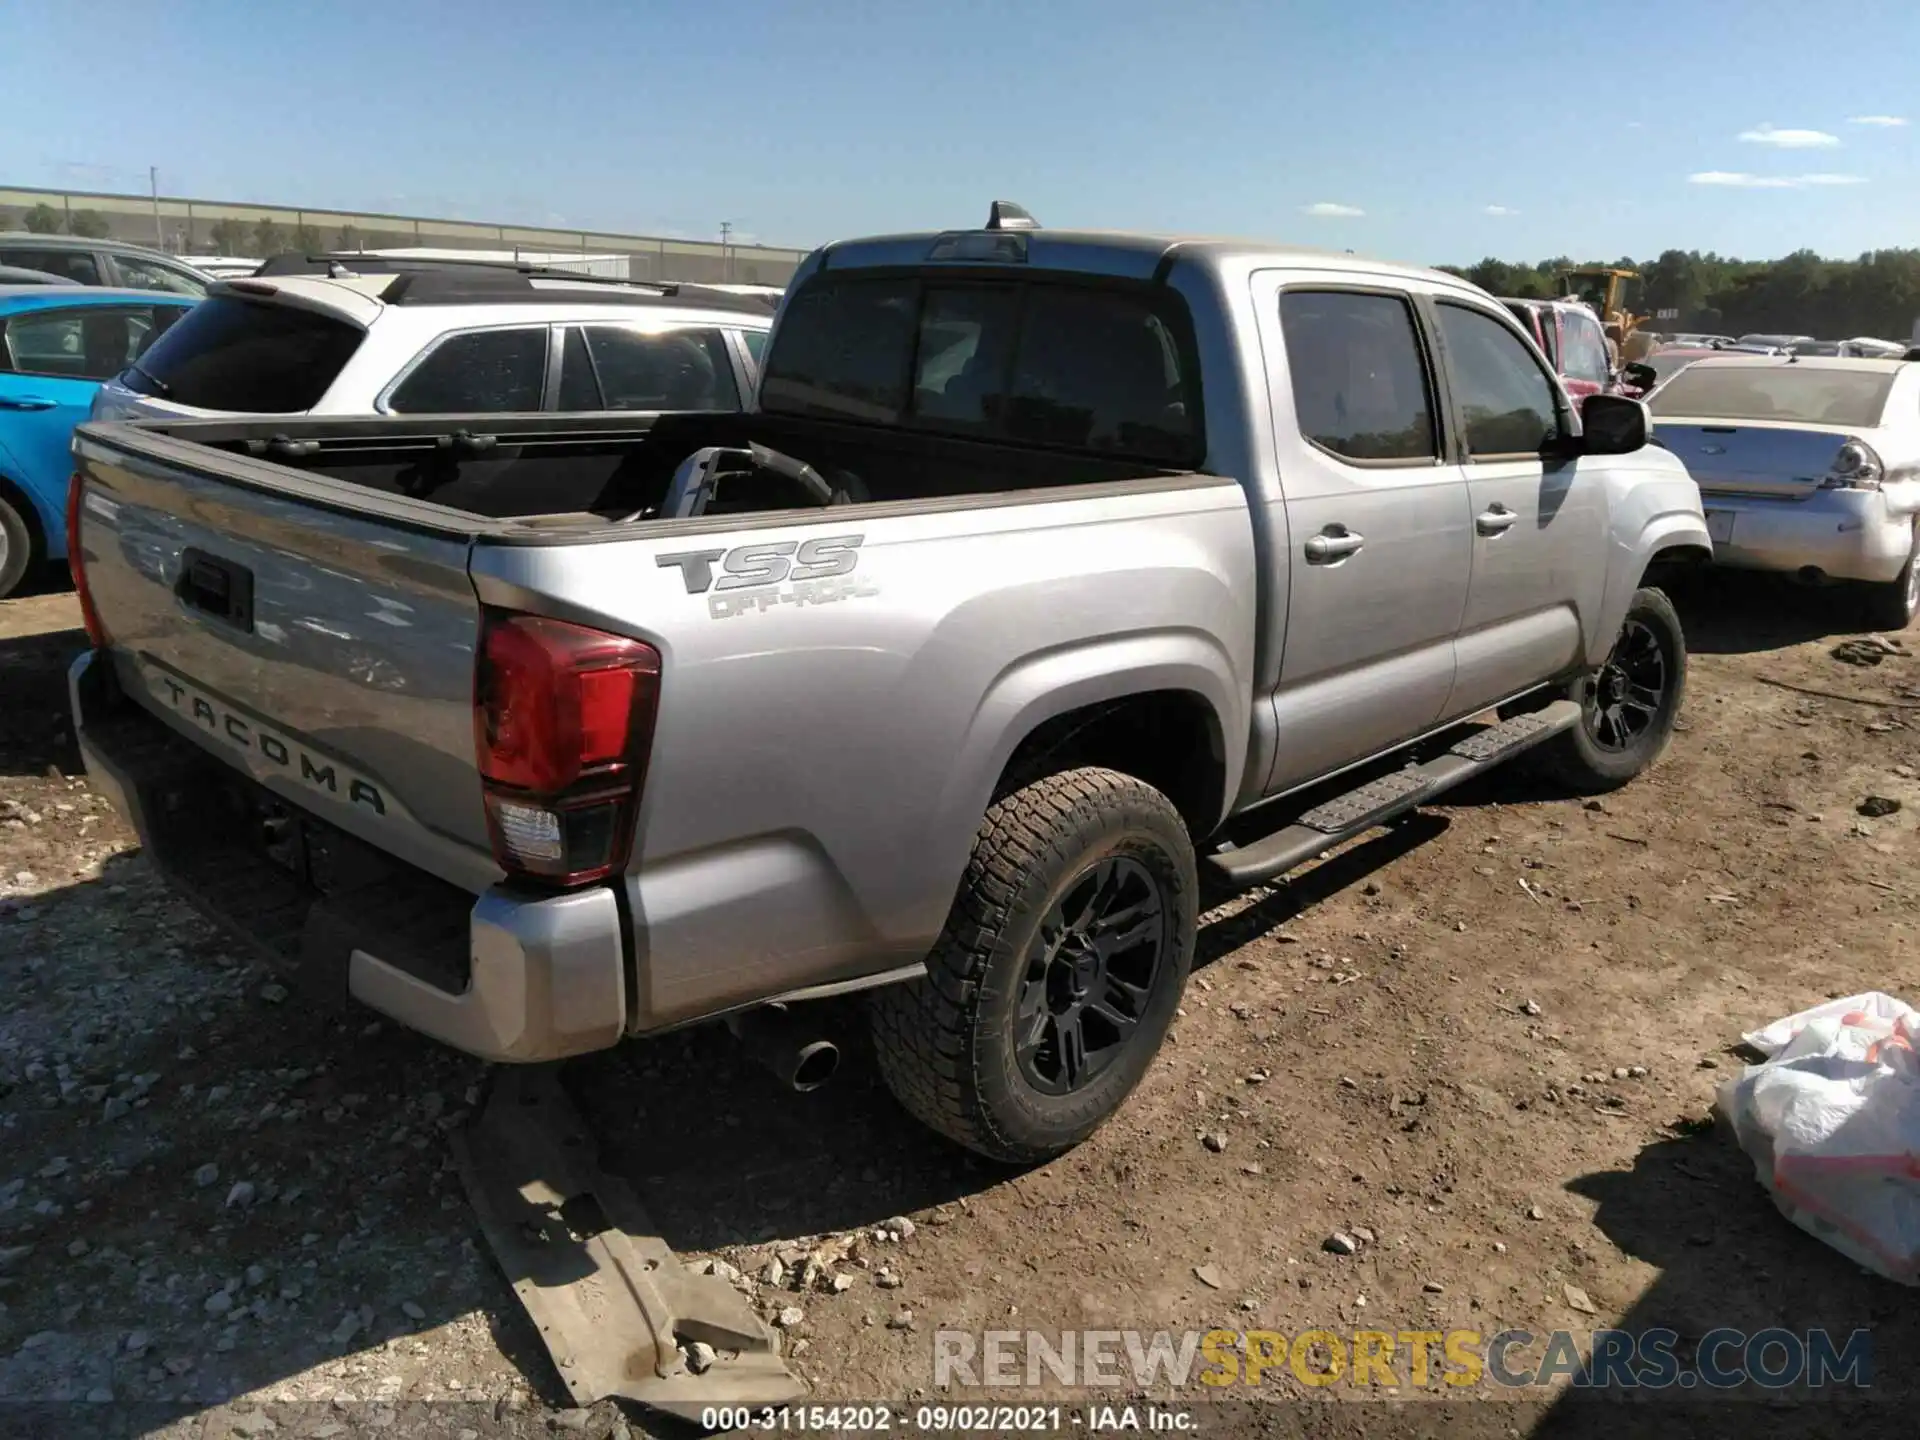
[
  {"x1": 90, "y1": 266, "x2": 773, "y2": 423},
  {"x1": 0, "y1": 233, "x2": 211, "y2": 297}
]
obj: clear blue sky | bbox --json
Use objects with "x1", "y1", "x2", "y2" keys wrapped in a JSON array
[{"x1": 5, "y1": 0, "x2": 1916, "y2": 266}]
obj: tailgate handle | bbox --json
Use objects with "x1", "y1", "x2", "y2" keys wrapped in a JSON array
[{"x1": 176, "y1": 549, "x2": 255, "y2": 632}]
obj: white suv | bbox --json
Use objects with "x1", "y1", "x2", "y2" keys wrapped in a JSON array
[{"x1": 90, "y1": 264, "x2": 774, "y2": 423}]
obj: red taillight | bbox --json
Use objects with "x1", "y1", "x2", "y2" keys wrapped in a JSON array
[
  {"x1": 66, "y1": 472, "x2": 109, "y2": 648},
  {"x1": 473, "y1": 611, "x2": 661, "y2": 887}
]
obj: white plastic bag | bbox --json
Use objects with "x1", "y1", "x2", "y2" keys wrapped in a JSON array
[{"x1": 1718, "y1": 991, "x2": 1920, "y2": 1284}]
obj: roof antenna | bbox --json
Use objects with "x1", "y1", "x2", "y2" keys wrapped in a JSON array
[{"x1": 985, "y1": 200, "x2": 1039, "y2": 232}]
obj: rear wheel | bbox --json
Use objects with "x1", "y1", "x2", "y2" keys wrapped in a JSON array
[
  {"x1": 0, "y1": 496, "x2": 35, "y2": 599},
  {"x1": 867, "y1": 767, "x2": 1196, "y2": 1164},
  {"x1": 1862, "y1": 522, "x2": 1920, "y2": 632},
  {"x1": 1534, "y1": 586, "x2": 1686, "y2": 794}
]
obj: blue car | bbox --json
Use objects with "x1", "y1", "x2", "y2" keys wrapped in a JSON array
[{"x1": 0, "y1": 285, "x2": 198, "y2": 596}]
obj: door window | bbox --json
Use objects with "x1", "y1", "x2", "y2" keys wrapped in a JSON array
[
  {"x1": 387, "y1": 327, "x2": 549, "y2": 413},
  {"x1": 0, "y1": 248, "x2": 100, "y2": 285},
  {"x1": 1558, "y1": 311, "x2": 1612, "y2": 386},
  {"x1": 111, "y1": 255, "x2": 210, "y2": 297},
  {"x1": 2, "y1": 306, "x2": 181, "y2": 380},
  {"x1": 1278, "y1": 290, "x2": 1438, "y2": 462},
  {"x1": 1435, "y1": 304, "x2": 1562, "y2": 457},
  {"x1": 567, "y1": 326, "x2": 740, "y2": 411}
]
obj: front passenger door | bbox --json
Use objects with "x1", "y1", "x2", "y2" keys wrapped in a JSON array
[
  {"x1": 1259, "y1": 284, "x2": 1473, "y2": 793},
  {"x1": 1432, "y1": 301, "x2": 1606, "y2": 718}
]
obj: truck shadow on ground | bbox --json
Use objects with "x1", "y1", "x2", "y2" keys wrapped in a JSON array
[
  {"x1": 1518, "y1": 1121, "x2": 1910, "y2": 1439},
  {"x1": 0, "y1": 625, "x2": 85, "y2": 779}
]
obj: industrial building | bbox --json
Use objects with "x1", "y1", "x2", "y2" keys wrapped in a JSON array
[{"x1": 0, "y1": 184, "x2": 805, "y2": 287}]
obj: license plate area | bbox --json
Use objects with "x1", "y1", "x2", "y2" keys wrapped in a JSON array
[{"x1": 1705, "y1": 509, "x2": 1736, "y2": 544}]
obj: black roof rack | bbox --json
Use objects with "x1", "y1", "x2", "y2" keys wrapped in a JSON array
[
  {"x1": 247, "y1": 254, "x2": 777, "y2": 314},
  {"x1": 255, "y1": 251, "x2": 670, "y2": 286}
]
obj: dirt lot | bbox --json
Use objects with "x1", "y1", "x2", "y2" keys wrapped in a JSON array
[{"x1": 3, "y1": 572, "x2": 1918, "y2": 1439}]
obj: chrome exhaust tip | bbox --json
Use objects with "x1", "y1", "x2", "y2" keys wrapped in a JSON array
[{"x1": 725, "y1": 1006, "x2": 841, "y2": 1093}]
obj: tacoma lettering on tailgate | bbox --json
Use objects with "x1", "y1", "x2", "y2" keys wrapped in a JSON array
[{"x1": 144, "y1": 667, "x2": 388, "y2": 815}]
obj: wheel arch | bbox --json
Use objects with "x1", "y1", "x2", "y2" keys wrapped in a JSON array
[
  {"x1": 934, "y1": 630, "x2": 1247, "y2": 849},
  {"x1": 0, "y1": 465, "x2": 51, "y2": 574},
  {"x1": 1590, "y1": 507, "x2": 1711, "y2": 665}
]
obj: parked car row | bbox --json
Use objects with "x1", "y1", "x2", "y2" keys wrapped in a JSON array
[{"x1": 0, "y1": 256, "x2": 777, "y2": 595}]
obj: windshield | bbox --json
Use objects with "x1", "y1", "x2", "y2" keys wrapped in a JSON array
[{"x1": 1649, "y1": 365, "x2": 1895, "y2": 427}]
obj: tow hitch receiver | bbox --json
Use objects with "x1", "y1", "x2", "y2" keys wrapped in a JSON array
[{"x1": 455, "y1": 1065, "x2": 805, "y2": 1418}]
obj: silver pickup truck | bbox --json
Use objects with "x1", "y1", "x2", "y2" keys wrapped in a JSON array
[{"x1": 66, "y1": 205, "x2": 1710, "y2": 1162}]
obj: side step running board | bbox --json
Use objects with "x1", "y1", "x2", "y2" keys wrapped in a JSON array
[{"x1": 1205, "y1": 700, "x2": 1582, "y2": 888}]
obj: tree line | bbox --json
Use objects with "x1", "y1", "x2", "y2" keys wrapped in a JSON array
[
  {"x1": 1440, "y1": 249, "x2": 1920, "y2": 342},
  {"x1": 21, "y1": 201, "x2": 400, "y2": 259}
]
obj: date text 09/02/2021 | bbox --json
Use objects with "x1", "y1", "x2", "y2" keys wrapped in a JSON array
[{"x1": 697, "y1": 1405, "x2": 1187, "y2": 1432}]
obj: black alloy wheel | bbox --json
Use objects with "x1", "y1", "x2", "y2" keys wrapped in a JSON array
[{"x1": 1012, "y1": 856, "x2": 1168, "y2": 1096}]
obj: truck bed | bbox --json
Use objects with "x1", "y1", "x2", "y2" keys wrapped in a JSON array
[{"x1": 94, "y1": 411, "x2": 1185, "y2": 536}]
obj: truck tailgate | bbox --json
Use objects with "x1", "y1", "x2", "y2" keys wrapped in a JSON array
[{"x1": 75, "y1": 434, "x2": 497, "y2": 892}]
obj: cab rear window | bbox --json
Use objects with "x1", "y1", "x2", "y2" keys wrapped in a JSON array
[
  {"x1": 759, "y1": 276, "x2": 1200, "y2": 463},
  {"x1": 120, "y1": 296, "x2": 365, "y2": 412}
]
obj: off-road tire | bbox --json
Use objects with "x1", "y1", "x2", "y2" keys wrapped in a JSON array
[
  {"x1": 1862, "y1": 522, "x2": 1920, "y2": 632},
  {"x1": 867, "y1": 767, "x2": 1196, "y2": 1164},
  {"x1": 1535, "y1": 585, "x2": 1687, "y2": 794},
  {"x1": 0, "y1": 496, "x2": 33, "y2": 599}
]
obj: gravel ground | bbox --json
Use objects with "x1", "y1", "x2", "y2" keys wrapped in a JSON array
[{"x1": 4, "y1": 573, "x2": 1920, "y2": 1440}]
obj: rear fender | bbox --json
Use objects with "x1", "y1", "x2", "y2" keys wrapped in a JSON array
[{"x1": 922, "y1": 629, "x2": 1243, "y2": 911}]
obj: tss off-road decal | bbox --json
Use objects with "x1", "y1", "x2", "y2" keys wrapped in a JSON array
[{"x1": 655, "y1": 534, "x2": 879, "y2": 619}]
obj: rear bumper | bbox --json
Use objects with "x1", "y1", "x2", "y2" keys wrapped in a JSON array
[
  {"x1": 1701, "y1": 488, "x2": 1914, "y2": 584},
  {"x1": 70, "y1": 649, "x2": 627, "y2": 1063}
]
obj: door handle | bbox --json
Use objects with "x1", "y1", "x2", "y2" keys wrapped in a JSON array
[
  {"x1": 1476, "y1": 504, "x2": 1519, "y2": 536},
  {"x1": 0, "y1": 396, "x2": 56, "y2": 412},
  {"x1": 1303, "y1": 527, "x2": 1365, "y2": 564}
]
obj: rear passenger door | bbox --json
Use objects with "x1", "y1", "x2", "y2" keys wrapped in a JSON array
[
  {"x1": 1430, "y1": 300, "x2": 1604, "y2": 717},
  {"x1": 1257, "y1": 281, "x2": 1473, "y2": 793}
]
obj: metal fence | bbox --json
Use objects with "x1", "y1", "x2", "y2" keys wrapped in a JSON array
[{"x1": 0, "y1": 185, "x2": 807, "y2": 287}]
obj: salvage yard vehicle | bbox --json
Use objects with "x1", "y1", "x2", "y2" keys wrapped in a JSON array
[
  {"x1": 65, "y1": 204, "x2": 1710, "y2": 1163},
  {"x1": 0, "y1": 285, "x2": 195, "y2": 595},
  {"x1": 89, "y1": 265, "x2": 773, "y2": 424},
  {"x1": 0, "y1": 233, "x2": 211, "y2": 298},
  {"x1": 1503, "y1": 296, "x2": 1633, "y2": 402},
  {"x1": 1647, "y1": 353, "x2": 1920, "y2": 627}
]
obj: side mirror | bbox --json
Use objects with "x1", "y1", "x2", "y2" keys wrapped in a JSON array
[
  {"x1": 1622, "y1": 362, "x2": 1657, "y2": 391},
  {"x1": 1578, "y1": 393, "x2": 1650, "y2": 455}
]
